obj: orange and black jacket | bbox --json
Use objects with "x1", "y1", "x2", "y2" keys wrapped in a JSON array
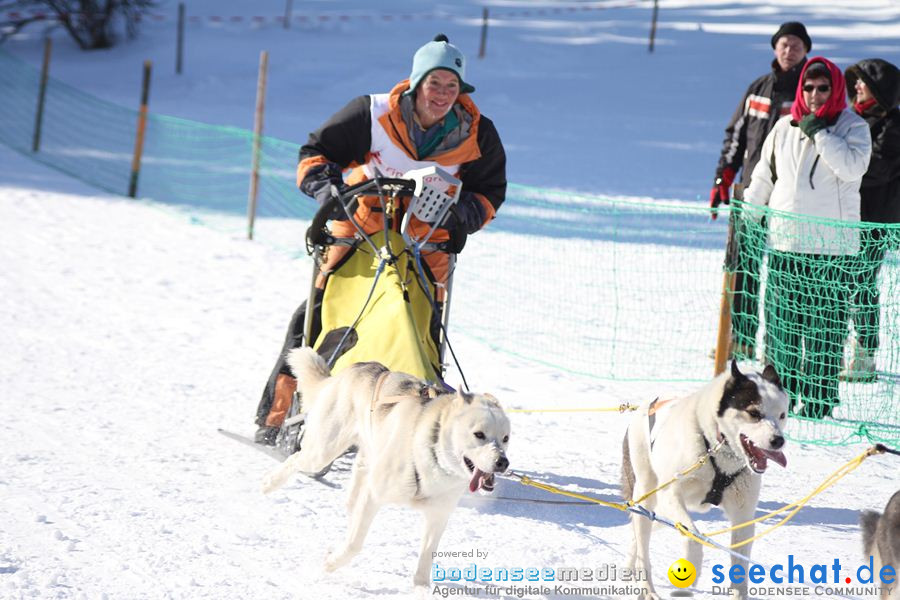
[{"x1": 295, "y1": 81, "x2": 506, "y2": 235}]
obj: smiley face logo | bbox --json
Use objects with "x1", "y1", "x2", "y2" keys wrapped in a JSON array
[{"x1": 667, "y1": 558, "x2": 696, "y2": 588}]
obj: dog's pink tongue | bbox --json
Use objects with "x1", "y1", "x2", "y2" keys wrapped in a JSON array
[
  {"x1": 763, "y1": 449, "x2": 787, "y2": 468},
  {"x1": 469, "y1": 468, "x2": 485, "y2": 493}
]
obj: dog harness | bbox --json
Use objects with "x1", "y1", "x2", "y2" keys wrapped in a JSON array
[
  {"x1": 700, "y1": 435, "x2": 746, "y2": 506},
  {"x1": 370, "y1": 371, "x2": 393, "y2": 413},
  {"x1": 646, "y1": 397, "x2": 746, "y2": 506},
  {"x1": 369, "y1": 371, "x2": 442, "y2": 500},
  {"x1": 646, "y1": 396, "x2": 676, "y2": 450},
  {"x1": 369, "y1": 371, "x2": 436, "y2": 413}
]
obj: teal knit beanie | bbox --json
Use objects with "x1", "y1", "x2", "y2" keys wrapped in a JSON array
[{"x1": 406, "y1": 34, "x2": 475, "y2": 95}]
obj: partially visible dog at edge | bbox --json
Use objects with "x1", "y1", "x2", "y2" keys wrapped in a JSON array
[
  {"x1": 621, "y1": 360, "x2": 789, "y2": 599},
  {"x1": 861, "y1": 489, "x2": 900, "y2": 600},
  {"x1": 261, "y1": 347, "x2": 511, "y2": 593}
]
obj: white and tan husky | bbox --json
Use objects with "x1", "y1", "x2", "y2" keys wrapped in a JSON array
[{"x1": 262, "y1": 347, "x2": 511, "y2": 591}]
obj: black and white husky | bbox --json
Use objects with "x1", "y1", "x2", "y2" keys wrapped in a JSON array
[
  {"x1": 861, "y1": 489, "x2": 900, "y2": 600},
  {"x1": 261, "y1": 347, "x2": 511, "y2": 594},
  {"x1": 621, "y1": 360, "x2": 789, "y2": 599}
]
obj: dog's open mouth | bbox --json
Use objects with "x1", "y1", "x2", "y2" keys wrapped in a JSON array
[
  {"x1": 463, "y1": 457, "x2": 495, "y2": 493},
  {"x1": 739, "y1": 434, "x2": 787, "y2": 474}
]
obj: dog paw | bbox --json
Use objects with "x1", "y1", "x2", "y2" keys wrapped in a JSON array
[
  {"x1": 260, "y1": 466, "x2": 288, "y2": 494},
  {"x1": 323, "y1": 557, "x2": 339, "y2": 573},
  {"x1": 324, "y1": 549, "x2": 350, "y2": 573}
]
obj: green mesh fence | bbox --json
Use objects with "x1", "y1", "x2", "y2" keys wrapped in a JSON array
[
  {"x1": 729, "y1": 202, "x2": 900, "y2": 445},
  {"x1": 0, "y1": 49, "x2": 310, "y2": 220},
  {"x1": 0, "y1": 47, "x2": 897, "y2": 446},
  {"x1": 451, "y1": 186, "x2": 726, "y2": 385}
]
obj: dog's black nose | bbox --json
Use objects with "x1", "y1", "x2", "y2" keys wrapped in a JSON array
[
  {"x1": 771, "y1": 435, "x2": 785, "y2": 450},
  {"x1": 495, "y1": 456, "x2": 509, "y2": 472}
]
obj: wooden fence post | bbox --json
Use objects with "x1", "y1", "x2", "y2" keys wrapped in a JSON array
[
  {"x1": 714, "y1": 186, "x2": 745, "y2": 376},
  {"x1": 31, "y1": 37, "x2": 52, "y2": 153},
  {"x1": 129, "y1": 60, "x2": 152, "y2": 198},
  {"x1": 478, "y1": 8, "x2": 488, "y2": 59},
  {"x1": 713, "y1": 271, "x2": 735, "y2": 376},
  {"x1": 247, "y1": 50, "x2": 268, "y2": 240},
  {"x1": 283, "y1": 0, "x2": 293, "y2": 29},
  {"x1": 176, "y1": 2, "x2": 185, "y2": 74}
]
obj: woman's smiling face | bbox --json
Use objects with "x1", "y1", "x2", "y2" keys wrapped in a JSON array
[{"x1": 414, "y1": 69, "x2": 460, "y2": 129}]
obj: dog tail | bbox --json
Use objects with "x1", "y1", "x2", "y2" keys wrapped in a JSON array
[
  {"x1": 285, "y1": 347, "x2": 331, "y2": 412},
  {"x1": 621, "y1": 430, "x2": 635, "y2": 501},
  {"x1": 860, "y1": 510, "x2": 880, "y2": 556}
]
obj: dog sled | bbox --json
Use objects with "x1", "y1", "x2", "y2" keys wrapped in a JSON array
[{"x1": 274, "y1": 167, "x2": 465, "y2": 457}]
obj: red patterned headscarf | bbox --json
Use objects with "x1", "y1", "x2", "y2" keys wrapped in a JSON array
[{"x1": 790, "y1": 57, "x2": 847, "y2": 122}]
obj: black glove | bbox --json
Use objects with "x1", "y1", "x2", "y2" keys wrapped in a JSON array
[
  {"x1": 301, "y1": 161, "x2": 350, "y2": 220},
  {"x1": 443, "y1": 210, "x2": 468, "y2": 254},
  {"x1": 441, "y1": 192, "x2": 486, "y2": 234},
  {"x1": 798, "y1": 114, "x2": 827, "y2": 139},
  {"x1": 323, "y1": 184, "x2": 353, "y2": 221},
  {"x1": 439, "y1": 193, "x2": 487, "y2": 254}
]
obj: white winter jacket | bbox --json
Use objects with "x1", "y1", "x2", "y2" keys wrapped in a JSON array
[{"x1": 744, "y1": 110, "x2": 872, "y2": 255}]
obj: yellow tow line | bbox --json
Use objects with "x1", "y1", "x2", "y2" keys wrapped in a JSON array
[
  {"x1": 699, "y1": 445, "x2": 883, "y2": 549},
  {"x1": 507, "y1": 404, "x2": 639, "y2": 414},
  {"x1": 506, "y1": 444, "x2": 891, "y2": 551}
]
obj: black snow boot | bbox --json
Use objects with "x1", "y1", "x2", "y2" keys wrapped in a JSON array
[{"x1": 254, "y1": 426, "x2": 279, "y2": 446}]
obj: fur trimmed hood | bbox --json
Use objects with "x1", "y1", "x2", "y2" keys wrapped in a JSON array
[{"x1": 846, "y1": 58, "x2": 900, "y2": 112}]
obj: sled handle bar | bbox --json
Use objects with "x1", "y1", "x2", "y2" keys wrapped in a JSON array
[{"x1": 306, "y1": 178, "x2": 416, "y2": 248}]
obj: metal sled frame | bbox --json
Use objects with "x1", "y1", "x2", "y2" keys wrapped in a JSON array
[
  {"x1": 274, "y1": 170, "x2": 462, "y2": 457},
  {"x1": 302, "y1": 168, "x2": 462, "y2": 376}
]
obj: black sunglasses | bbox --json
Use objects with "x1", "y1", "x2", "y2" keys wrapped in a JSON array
[{"x1": 802, "y1": 83, "x2": 831, "y2": 93}]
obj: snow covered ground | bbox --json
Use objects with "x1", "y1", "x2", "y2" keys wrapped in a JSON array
[
  {"x1": 2, "y1": 143, "x2": 898, "y2": 600},
  {"x1": 2, "y1": 1, "x2": 900, "y2": 599}
]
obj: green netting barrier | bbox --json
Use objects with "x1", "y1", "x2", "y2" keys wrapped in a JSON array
[
  {"x1": 727, "y1": 202, "x2": 900, "y2": 445},
  {"x1": 451, "y1": 186, "x2": 726, "y2": 384},
  {"x1": 1, "y1": 48, "x2": 896, "y2": 446},
  {"x1": 0, "y1": 48, "x2": 310, "y2": 220}
]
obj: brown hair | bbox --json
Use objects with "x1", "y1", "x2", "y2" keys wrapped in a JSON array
[{"x1": 803, "y1": 62, "x2": 832, "y2": 82}]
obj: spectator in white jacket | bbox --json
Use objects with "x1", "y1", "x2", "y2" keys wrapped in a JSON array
[{"x1": 744, "y1": 57, "x2": 872, "y2": 419}]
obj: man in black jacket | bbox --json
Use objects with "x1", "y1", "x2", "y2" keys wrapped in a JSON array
[
  {"x1": 709, "y1": 22, "x2": 811, "y2": 359},
  {"x1": 842, "y1": 58, "x2": 900, "y2": 381}
]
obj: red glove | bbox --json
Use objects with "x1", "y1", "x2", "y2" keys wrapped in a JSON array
[{"x1": 709, "y1": 167, "x2": 735, "y2": 220}]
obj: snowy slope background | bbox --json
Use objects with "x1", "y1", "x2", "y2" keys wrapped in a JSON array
[{"x1": 2, "y1": 1, "x2": 900, "y2": 599}]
